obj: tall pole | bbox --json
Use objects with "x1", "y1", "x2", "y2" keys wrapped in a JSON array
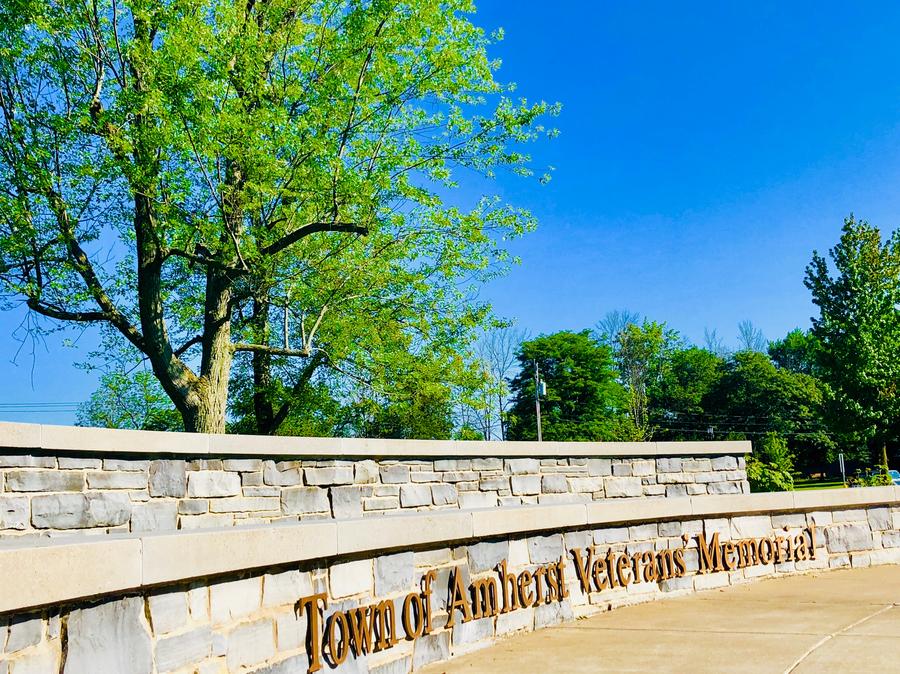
[{"x1": 534, "y1": 359, "x2": 542, "y2": 442}]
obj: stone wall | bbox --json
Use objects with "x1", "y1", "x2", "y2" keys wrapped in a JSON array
[
  {"x1": 2, "y1": 501, "x2": 898, "y2": 674},
  {"x1": 0, "y1": 453, "x2": 748, "y2": 539}
]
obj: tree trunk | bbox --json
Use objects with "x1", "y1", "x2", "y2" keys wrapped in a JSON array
[
  {"x1": 883, "y1": 443, "x2": 890, "y2": 469},
  {"x1": 251, "y1": 299, "x2": 276, "y2": 434}
]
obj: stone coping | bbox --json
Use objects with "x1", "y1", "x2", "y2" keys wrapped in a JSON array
[
  {"x1": 2, "y1": 485, "x2": 898, "y2": 615},
  {"x1": 0, "y1": 421, "x2": 751, "y2": 458}
]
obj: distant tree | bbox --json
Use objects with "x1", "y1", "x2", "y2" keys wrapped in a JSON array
[
  {"x1": 595, "y1": 309, "x2": 641, "y2": 346},
  {"x1": 737, "y1": 320, "x2": 767, "y2": 353},
  {"x1": 652, "y1": 347, "x2": 725, "y2": 438},
  {"x1": 614, "y1": 321, "x2": 681, "y2": 439},
  {"x1": 768, "y1": 329, "x2": 819, "y2": 375},
  {"x1": 474, "y1": 325, "x2": 528, "y2": 440},
  {"x1": 703, "y1": 328, "x2": 730, "y2": 358},
  {"x1": 506, "y1": 331, "x2": 629, "y2": 441},
  {"x1": 805, "y1": 216, "x2": 900, "y2": 466},
  {"x1": 746, "y1": 432, "x2": 795, "y2": 492}
]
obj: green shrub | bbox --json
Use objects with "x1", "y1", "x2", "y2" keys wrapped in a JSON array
[{"x1": 746, "y1": 433, "x2": 794, "y2": 492}]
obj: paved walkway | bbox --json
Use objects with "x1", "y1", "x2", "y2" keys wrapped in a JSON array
[{"x1": 420, "y1": 565, "x2": 900, "y2": 674}]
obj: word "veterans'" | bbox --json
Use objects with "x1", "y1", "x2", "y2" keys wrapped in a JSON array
[{"x1": 298, "y1": 524, "x2": 817, "y2": 672}]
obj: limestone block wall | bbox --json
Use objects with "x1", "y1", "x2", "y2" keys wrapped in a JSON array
[
  {"x1": 0, "y1": 423, "x2": 750, "y2": 538},
  {"x1": 2, "y1": 496, "x2": 899, "y2": 674}
]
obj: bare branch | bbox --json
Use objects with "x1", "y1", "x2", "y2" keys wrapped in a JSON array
[{"x1": 260, "y1": 222, "x2": 368, "y2": 257}]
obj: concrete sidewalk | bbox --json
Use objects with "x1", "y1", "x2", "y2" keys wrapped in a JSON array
[{"x1": 419, "y1": 565, "x2": 900, "y2": 674}]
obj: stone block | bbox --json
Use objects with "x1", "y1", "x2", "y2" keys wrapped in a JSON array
[
  {"x1": 772, "y1": 514, "x2": 807, "y2": 529},
  {"x1": 731, "y1": 516, "x2": 772, "y2": 539},
  {"x1": 32, "y1": 493, "x2": 131, "y2": 529},
  {"x1": 364, "y1": 496, "x2": 399, "y2": 511},
  {"x1": 0, "y1": 496, "x2": 28, "y2": 530},
  {"x1": 628, "y1": 523, "x2": 658, "y2": 540},
  {"x1": 9, "y1": 643, "x2": 59, "y2": 674},
  {"x1": 712, "y1": 456, "x2": 738, "y2": 470},
  {"x1": 496, "y1": 607, "x2": 534, "y2": 635},
  {"x1": 867, "y1": 507, "x2": 892, "y2": 531},
  {"x1": 178, "y1": 500, "x2": 208, "y2": 515},
  {"x1": 275, "y1": 609, "x2": 306, "y2": 652},
  {"x1": 468, "y1": 540, "x2": 509, "y2": 573},
  {"x1": 435, "y1": 459, "x2": 471, "y2": 471},
  {"x1": 528, "y1": 534, "x2": 564, "y2": 564},
  {"x1": 305, "y1": 467, "x2": 354, "y2": 486},
  {"x1": 458, "y1": 492, "x2": 495, "y2": 509},
  {"x1": 331, "y1": 486, "x2": 364, "y2": 519},
  {"x1": 330, "y1": 559, "x2": 372, "y2": 598},
  {"x1": 132, "y1": 501, "x2": 178, "y2": 532},
  {"x1": 399, "y1": 484, "x2": 431, "y2": 508},
  {"x1": 187, "y1": 471, "x2": 240, "y2": 498},
  {"x1": 541, "y1": 474, "x2": 568, "y2": 493},
  {"x1": 432, "y1": 484, "x2": 458, "y2": 506},
  {"x1": 511, "y1": 475, "x2": 541, "y2": 496},
  {"x1": 535, "y1": 600, "x2": 574, "y2": 628},
  {"x1": 612, "y1": 463, "x2": 633, "y2": 477},
  {"x1": 594, "y1": 527, "x2": 629, "y2": 544},
  {"x1": 569, "y1": 477, "x2": 603, "y2": 493},
  {"x1": 223, "y1": 459, "x2": 264, "y2": 472},
  {"x1": 411, "y1": 471, "x2": 440, "y2": 483},
  {"x1": 375, "y1": 552, "x2": 415, "y2": 595},
  {"x1": 86, "y1": 471, "x2": 147, "y2": 489},
  {"x1": 413, "y1": 632, "x2": 450, "y2": 669},
  {"x1": 587, "y1": 459, "x2": 612, "y2": 476},
  {"x1": 7, "y1": 470, "x2": 83, "y2": 492},
  {"x1": 825, "y1": 524, "x2": 873, "y2": 553},
  {"x1": 479, "y1": 476, "x2": 509, "y2": 491},
  {"x1": 656, "y1": 458, "x2": 682, "y2": 473},
  {"x1": 58, "y1": 458, "x2": 102, "y2": 470},
  {"x1": 262, "y1": 462, "x2": 302, "y2": 487},
  {"x1": 833, "y1": 509, "x2": 867, "y2": 522},
  {"x1": 282, "y1": 487, "x2": 329, "y2": 514},
  {"x1": 101, "y1": 459, "x2": 149, "y2": 471},
  {"x1": 264, "y1": 570, "x2": 312, "y2": 608},
  {"x1": 505, "y1": 459, "x2": 540, "y2": 475},
  {"x1": 472, "y1": 458, "x2": 503, "y2": 470},
  {"x1": 666, "y1": 485, "x2": 689, "y2": 498},
  {"x1": 355, "y1": 460, "x2": 379, "y2": 484},
  {"x1": 6, "y1": 614, "x2": 42, "y2": 652},
  {"x1": 631, "y1": 460, "x2": 655, "y2": 476},
  {"x1": 210, "y1": 577, "x2": 261, "y2": 624},
  {"x1": 155, "y1": 627, "x2": 213, "y2": 673},
  {"x1": 64, "y1": 596, "x2": 152, "y2": 674},
  {"x1": 604, "y1": 477, "x2": 642, "y2": 498},
  {"x1": 381, "y1": 465, "x2": 411, "y2": 484},
  {"x1": 209, "y1": 496, "x2": 280, "y2": 513},
  {"x1": 148, "y1": 590, "x2": 189, "y2": 635},
  {"x1": 227, "y1": 619, "x2": 275, "y2": 670},
  {"x1": 149, "y1": 461, "x2": 187, "y2": 498},
  {"x1": 452, "y1": 615, "x2": 493, "y2": 646},
  {"x1": 682, "y1": 458, "x2": 712, "y2": 472},
  {"x1": 693, "y1": 471, "x2": 725, "y2": 483},
  {"x1": 708, "y1": 481, "x2": 741, "y2": 495}
]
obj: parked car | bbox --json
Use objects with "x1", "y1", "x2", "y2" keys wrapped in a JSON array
[{"x1": 889, "y1": 469, "x2": 900, "y2": 486}]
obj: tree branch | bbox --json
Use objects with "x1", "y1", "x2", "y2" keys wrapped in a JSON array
[
  {"x1": 260, "y1": 222, "x2": 368, "y2": 257},
  {"x1": 232, "y1": 343, "x2": 312, "y2": 357}
]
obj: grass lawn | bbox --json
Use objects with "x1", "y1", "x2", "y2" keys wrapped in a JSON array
[{"x1": 793, "y1": 477, "x2": 846, "y2": 490}]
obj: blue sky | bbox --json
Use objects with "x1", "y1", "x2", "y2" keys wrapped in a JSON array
[{"x1": 4, "y1": 1, "x2": 900, "y2": 424}]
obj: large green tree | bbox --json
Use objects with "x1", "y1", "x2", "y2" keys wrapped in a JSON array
[
  {"x1": 0, "y1": 0, "x2": 555, "y2": 433},
  {"x1": 805, "y1": 216, "x2": 900, "y2": 464},
  {"x1": 506, "y1": 331, "x2": 630, "y2": 441}
]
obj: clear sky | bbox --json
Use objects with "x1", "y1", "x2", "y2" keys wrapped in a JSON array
[{"x1": 4, "y1": 1, "x2": 900, "y2": 424}]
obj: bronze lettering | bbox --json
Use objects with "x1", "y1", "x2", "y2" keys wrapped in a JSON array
[
  {"x1": 532, "y1": 566, "x2": 547, "y2": 604},
  {"x1": 372, "y1": 600, "x2": 400, "y2": 650},
  {"x1": 641, "y1": 550, "x2": 657, "y2": 582},
  {"x1": 591, "y1": 556, "x2": 608, "y2": 591},
  {"x1": 445, "y1": 569, "x2": 472, "y2": 627},
  {"x1": 807, "y1": 523, "x2": 817, "y2": 560},
  {"x1": 498, "y1": 560, "x2": 520, "y2": 613},
  {"x1": 696, "y1": 532, "x2": 724, "y2": 573},
  {"x1": 736, "y1": 539, "x2": 758, "y2": 568},
  {"x1": 471, "y1": 576, "x2": 500, "y2": 619},
  {"x1": 605, "y1": 549, "x2": 618, "y2": 588},
  {"x1": 616, "y1": 553, "x2": 632, "y2": 586},
  {"x1": 422, "y1": 569, "x2": 436, "y2": 634},
  {"x1": 402, "y1": 592, "x2": 425, "y2": 639},
  {"x1": 517, "y1": 569, "x2": 535, "y2": 608},
  {"x1": 556, "y1": 557, "x2": 570, "y2": 598},
  {"x1": 673, "y1": 547, "x2": 686, "y2": 577},
  {"x1": 326, "y1": 611, "x2": 350, "y2": 665},
  {"x1": 346, "y1": 606, "x2": 374, "y2": 656},
  {"x1": 757, "y1": 537, "x2": 774, "y2": 564},
  {"x1": 570, "y1": 548, "x2": 593, "y2": 594},
  {"x1": 298, "y1": 593, "x2": 327, "y2": 673}
]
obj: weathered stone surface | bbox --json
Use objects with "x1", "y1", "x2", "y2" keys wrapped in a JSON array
[
  {"x1": 468, "y1": 540, "x2": 508, "y2": 573},
  {"x1": 867, "y1": 507, "x2": 891, "y2": 531},
  {"x1": 331, "y1": 559, "x2": 373, "y2": 598},
  {"x1": 496, "y1": 606, "x2": 534, "y2": 635},
  {"x1": 364, "y1": 496, "x2": 399, "y2": 511},
  {"x1": 375, "y1": 552, "x2": 415, "y2": 595},
  {"x1": 632, "y1": 460, "x2": 655, "y2": 476},
  {"x1": 587, "y1": 459, "x2": 612, "y2": 476},
  {"x1": 6, "y1": 470, "x2": 83, "y2": 492},
  {"x1": 148, "y1": 590, "x2": 189, "y2": 635},
  {"x1": 282, "y1": 487, "x2": 329, "y2": 514},
  {"x1": 452, "y1": 615, "x2": 493, "y2": 646},
  {"x1": 0, "y1": 496, "x2": 28, "y2": 530},
  {"x1": 435, "y1": 459, "x2": 471, "y2": 471},
  {"x1": 381, "y1": 465, "x2": 411, "y2": 484},
  {"x1": 131, "y1": 501, "x2": 178, "y2": 532},
  {"x1": 712, "y1": 456, "x2": 738, "y2": 470},
  {"x1": 612, "y1": 462, "x2": 632, "y2": 477},
  {"x1": 262, "y1": 462, "x2": 302, "y2": 487},
  {"x1": 603, "y1": 477, "x2": 642, "y2": 498},
  {"x1": 31, "y1": 493, "x2": 131, "y2": 529},
  {"x1": 825, "y1": 524, "x2": 873, "y2": 553},
  {"x1": 223, "y1": 459, "x2": 264, "y2": 472},
  {"x1": 103, "y1": 459, "x2": 150, "y2": 471},
  {"x1": 331, "y1": 486, "x2": 364, "y2": 519},
  {"x1": 58, "y1": 457, "x2": 102, "y2": 470},
  {"x1": 708, "y1": 481, "x2": 741, "y2": 495},
  {"x1": 534, "y1": 600, "x2": 574, "y2": 628},
  {"x1": 682, "y1": 458, "x2": 712, "y2": 472},
  {"x1": 305, "y1": 467, "x2": 354, "y2": 486},
  {"x1": 458, "y1": 492, "x2": 495, "y2": 509},
  {"x1": 187, "y1": 471, "x2": 240, "y2": 498},
  {"x1": 472, "y1": 458, "x2": 502, "y2": 471},
  {"x1": 628, "y1": 523, "x2": 658, "y2": 540},
  {"x1": 155, "y1": 627, "x2": 212, "y2": 672},
  {"x1": 528, "y1": 534, "x2": 564, "y2": 564},
  {"x1": 505, "y1": 459, "x2": 540, "y2": 475},
  {"x1": 8, "y1": 643, "x2": 59, "y2": 674},
  {"x1": 413, "y1": 632, "x2": 450, "y2": 668},
  {"x1": 399, "y1": 484, "x2": 431, "y2": 508},
  {"x1": 431, "y1": 484, "x2": 458, "y2": 506},
  {"x1": 210, "y1": 577, "x2": 261, "y2": 624},
  {"x1": 511, "y1": 475, "x2": 541, "y2": 496},
  {"x1": 86, "y1": 471, "x2": 147, "y2": 490},
  {"x1": 370, "y1": 656, "x2": 412, "y2": 674},
  {"x1": 64, "y1": 597, "x2": 152, "y2": 674},
  {"x1": 149, "y1": 460, "x2": 186, "y2": 498},
  {"x1": 541, "y1": 474, "x2": 568, "y2": 493},
  {"x1": 731, "y1": 516, "x2": 772, "y2": 539},
  {"x1": 210, "y1": 496, "x2": 280, "y2": 513},
  {"x1": 227, "y1": 618, "x2": 275, "y2": 670},
  {"x1": 6, "y1": 614, "x2": 42, "y2": 652},
  {"x1": 354, "y1": 460, "x2": 379, "y2": 484},
  {"x1": 0, "y1": 455, "x2": 56, "y2": 468},
  {"x1": 263, "y1": 570, "x2": 312, "y2": 607},
  {"x1": 656, "y1": 458, "x2": 682, "y2": 473}
]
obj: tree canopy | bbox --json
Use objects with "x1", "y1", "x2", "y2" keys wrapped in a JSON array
[{"x1": 0, "y1": 0, "x2": 556, "y2": 433}]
